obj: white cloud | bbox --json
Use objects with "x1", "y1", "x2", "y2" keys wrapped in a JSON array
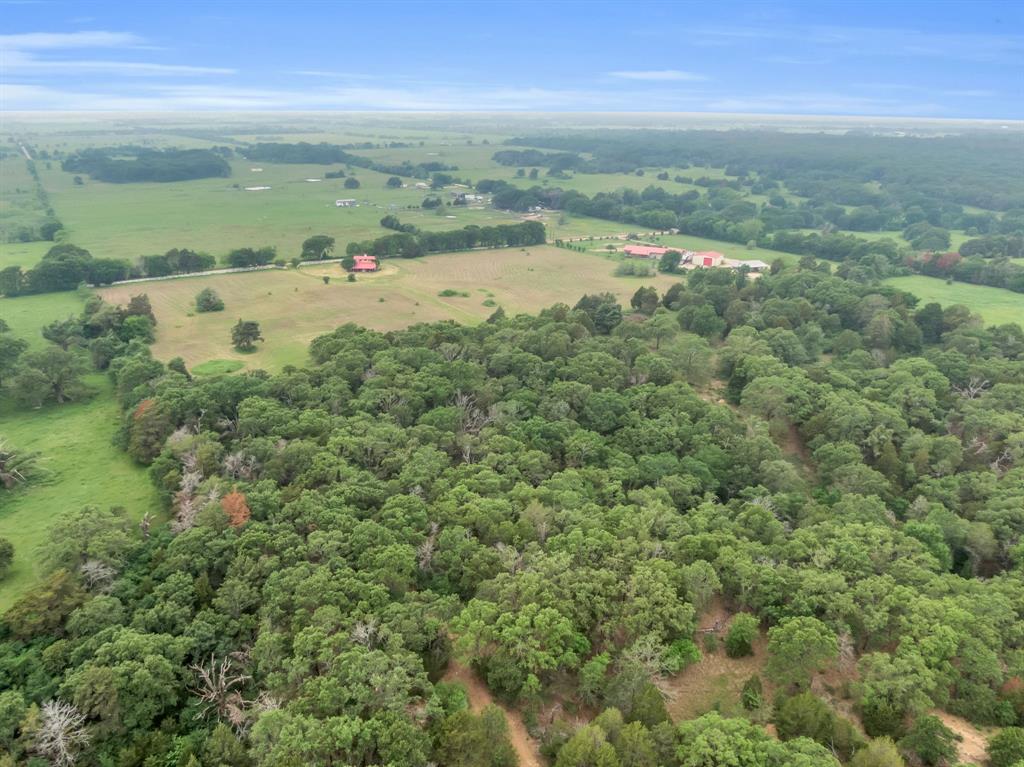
[
  {"x1": 608, "y1": 69, "x2": 706, "y2": 82},
  {"x1": 0, "y1": 30, "x2": 143, "y2": 50},
  {"x1": 2, "y1": 50, "x2": 235, "y2": 76}
]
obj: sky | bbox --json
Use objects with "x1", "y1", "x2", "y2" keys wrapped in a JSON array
[{"x1": 1, "y1": 0, "x2": 1022, "y2": 119}]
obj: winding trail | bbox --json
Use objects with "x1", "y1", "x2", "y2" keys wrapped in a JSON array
[{"x1": 442, "y1": 660, "x2": 542, "y2": 767}]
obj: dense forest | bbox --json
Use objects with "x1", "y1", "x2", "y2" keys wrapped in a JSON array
[
  {"x1": 61, "y1": 148, "x2": 232, "y2": 184},
  {"x1": 504, "y1": 131, "x2": 1024, "y2": 212},
  {"x1": 2, "y1": 257, "x2": 1023, "y2": 766}
]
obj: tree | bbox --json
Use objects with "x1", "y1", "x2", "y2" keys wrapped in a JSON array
[
  {"x1": 0, "y1": 438, "x2": 40, "y2": 490},
  {"x1": 766, "y1": 617, "x2": 838, "y2": 689},
  {"x1": 34, "y1": 700, "x2": 89, "y2": 767},
  {"x1": 850, "y1": 737, "x2": 906, "y2": 767},
  {"x1": 435, "y1": 705, "x2": 516, "y2": 767},
  {"x1": 897, "y1": 715, "x2": 957, "y2": 766},
  {"x1": 0, "y1": 333, "x2": 28, "y2": 386},
  {"x1": 42, "y1": 316, "x2": 85, "y2": 350},
  {"x1": 0, "y1": 538, "x2": 13, "y2": 578},
  {"x1": 221, "y1": 490, "x2": 251, "y2": 527},
  {"x1": 344, "y1": 177, "x2": 360, "y2": 189},
  {"x1": 988, "y1": 727, "x2": 1024, "y2": 767},
  {"x1": 301, "y1": 234, "x2": 335, "y2": 260},
  {"x1": 658, "y1": 250, "x2": 682, "y2": 273},
  {"x1": 195, "y1": 287, "x2": 225, "y2": 312},
  {"x1": 725, "y1": 613, "x2": 759, "y2": 658},
  {"x1": 386, "y1": 176, "x2": 403, "y2": 188},
  {"x1": 630, "y1": 286, "x2": 659, "y2": 316},
  {"x1": 231, "y1": 320, "x2": 264, "y2": 351},
  {"x1": 12, "y1": 348, "x2": 89, "y2": 407}
]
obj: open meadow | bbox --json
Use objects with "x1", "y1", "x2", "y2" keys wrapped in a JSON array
[
  {"x1": 99, "y1": 245, "x2": 681, "y2": 370},
  {"x1": 884, "y1": 275, "x2": 1024, "y2": 326},
  {"x1": 0, "y1": 291, "x2": 159, "y2": 610}
]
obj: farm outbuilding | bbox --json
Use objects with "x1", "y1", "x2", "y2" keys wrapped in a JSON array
[
  {"x1": 695, "y1": 251, "x2": 725, "y2": 267},
  {"x1": 623, "y1": 245, "x2": 669, "y2": 259},
  {"x1": 335, "y1": 199, "x2": 358, "y2": 207}
]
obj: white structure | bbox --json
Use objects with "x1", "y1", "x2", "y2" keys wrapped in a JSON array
[{"x1": 335, "y1": 199, "x2": 358, "y2": 207}]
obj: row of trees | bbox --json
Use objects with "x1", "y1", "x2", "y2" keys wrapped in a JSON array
[
  {"x1": 242, "y1": 142, "x2": 457, "y2": 179},
  {"x1": 345, "y1": 220, "x2": 546, "y2": 259}
]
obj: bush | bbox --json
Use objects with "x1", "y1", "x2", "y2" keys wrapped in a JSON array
[
  {"x1": 988, "y1": 727, "x2": 1024, "y2": 767},
  {"x1": 438, "y1": 288, "x2": 469, "y2": 297},
  {"x1": 195, "y1": 288, "x2": 224, "y2": 313},
  {"x1": 742, "y1": 676, "x2": 763, "y2": 710},
  {"x1": 615, "y1": 261, "x2": 654, "y2": 277},
  {"x1": 344, "y1": 177, "x2": 360, "y2": 189},
  {"x1": 0, "y1": 538, "x2": 13, "y2": 578},
  {"x1": 725, "y1": 613, "x2": 759, "y2": 658},
  {"x1": 898, "y1": 715, "x2": 957, "y2": 766},
  {"x1": 663, "y1": 638, "x2": 701, "y2": 673}
]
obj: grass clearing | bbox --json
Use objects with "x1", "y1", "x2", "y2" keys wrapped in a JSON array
[
  {"x1": 100, "y1": 246, "x2": 684, "y2": 371},
  {"x1": 884, "y1": 275, "x2": 1024, "y2": 326},
  {"x1": 0, "y1": 376, "x2": 159, "y2": 611},
  {"x1": 0, "y1": 290, "x2": 159, "y2": 609},
  {"x1": 1, "y1": 290, "x2": 87, "y2": 347},
  {"x1": 192, "y1": 359, "x2": 245, "y2": 376}
]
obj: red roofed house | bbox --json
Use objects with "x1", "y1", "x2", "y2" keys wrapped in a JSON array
[
  {"x1": 352, "y1": 254, "x2": 378, "y2": 272},
  {"x1": 695, "y1": 251, "x2": 725, "y2": 267},
  {"x1": 623, "y1": 245, "x2": 670, "y2": 259}
]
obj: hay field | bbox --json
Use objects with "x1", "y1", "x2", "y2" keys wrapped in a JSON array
[{"x1": 99, "y1": 246, "x2": 681, "y2": 371}]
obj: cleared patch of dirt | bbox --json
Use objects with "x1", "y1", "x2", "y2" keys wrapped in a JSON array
[
  {"x1": 442, "y1": 660, "x2": 542, "y2": 767},
  {"x1": 930, "y1": 709, "x2": 994, "y2": 766}
]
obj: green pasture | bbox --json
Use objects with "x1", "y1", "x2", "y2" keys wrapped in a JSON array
[{"x1": 884, "y1": 275, "x2": 1024, "y2": 326}]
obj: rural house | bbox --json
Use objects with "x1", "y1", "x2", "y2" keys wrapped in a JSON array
[{"x1": 352, "y1": 254, "x2": 378, "y2": 272}]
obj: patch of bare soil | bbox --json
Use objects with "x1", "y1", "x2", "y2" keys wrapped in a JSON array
[
  {"x1": 442, "y1": 660, "x2": 542, "y2": 767},
  {"x1": 930, "y1": 709, "x2": 993, "y2": 766}
]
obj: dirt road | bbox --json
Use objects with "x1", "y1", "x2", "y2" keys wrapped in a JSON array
[{"x1": 442, "y1": 660, "x2": 542, "y2": 767}]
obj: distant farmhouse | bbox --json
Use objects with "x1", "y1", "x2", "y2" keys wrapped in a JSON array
[
  {"x1": 335, "y1": 199, "x2": 358, "y2": 207},
  {"x1": 623, "y1": 244, "x2": 767, "y2": 272},
  {"x1": 351, "y1": 254, "x2": 378, "y2": 272}
]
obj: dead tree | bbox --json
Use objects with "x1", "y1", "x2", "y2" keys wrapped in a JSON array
[{"x1": 34, "y1": 699, "x2": 89, "y2": 767}]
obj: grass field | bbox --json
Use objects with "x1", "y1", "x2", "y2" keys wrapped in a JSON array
[
  {"x1": 885, "y1": 275, "x2": 1024, "y2": 326},
  {"x1": 0, "y1": 376, "x2": 159, "y2": 611},
  {"x1": 0, "y1": 291, "x2": 159, "y2": 610},
  {"x1": 0, "y1": 154, "x2": 50, "y2": 244},
  {"x1": 99, "y1": 246, "x2": 683, "y2": 371}
]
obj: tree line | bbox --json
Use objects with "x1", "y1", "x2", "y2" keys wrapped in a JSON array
[
  {"x1": 61, "y1": 148, "x2": 232, "y2": 183},
  {"x1": 241, "y1": 142, "x2": 457, "y2": 180},
  {"x1": 345, "y1": 220, "x2": 546, "y2": 259}
]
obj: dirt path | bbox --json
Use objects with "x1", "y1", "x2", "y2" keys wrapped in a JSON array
[
  {"x1": 930, "y1": 709, "x2": 992, "y2": 765},
  {"x1": 442, "y1": 660, "x2": 542, "y2": 767}
]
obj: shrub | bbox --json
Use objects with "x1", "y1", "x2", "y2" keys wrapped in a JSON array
[
  {"x1": 663, "y1": 638, "x2": 701, "y2": 673},
  {"x1": 741, "y1": 676, "x2": 763, "y2": 710},
  {"x1": 195, "y1": 288, "x2": 224, "y2": 313},
  {"x1": 988, "y1": 727, "x2": 1024, "y2": 767},
  {"x1": 0, "y1": 538, "x2": 13, "y2": 578},
  {"x1": 725, "y1": 613, "x2": 759, "y2": 658}
]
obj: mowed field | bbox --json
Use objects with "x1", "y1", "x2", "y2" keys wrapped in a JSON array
[
  {"x1": 885, "y1": 275, "x2": 1024, "y2": 325},
  {"x1": 100, "y1": 246, "x2": 682, "y2": 371}
]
